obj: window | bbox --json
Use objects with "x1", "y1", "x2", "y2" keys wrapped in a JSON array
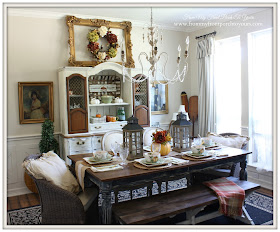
[
  {"x1": 214, "y1": 36, "x2": 241, "y2": 134},
  {"x1": 248, "y1": 28, "x2": 273, "y2": 171}
]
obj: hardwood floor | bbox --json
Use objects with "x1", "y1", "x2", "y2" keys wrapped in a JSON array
[
  {"x1": 7, "y1": 193, "x2": 40, "y2": 211},
  {"x1": 256, "y1": 187, "x2": 273, "y2": 197},
  {"x1": 7, "y1": 187, "x2": 272, "y2": 211}
]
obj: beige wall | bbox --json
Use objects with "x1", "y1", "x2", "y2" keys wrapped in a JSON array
[
  {"x1": 8, "y1": 16, "x2": 69, "y2": 137},
  {"x1": 8, "y1": 8, "x2": 272, "y2": 137},
  {"x1": 7, "y1": 13, "x2": 191, "y2": 137}
]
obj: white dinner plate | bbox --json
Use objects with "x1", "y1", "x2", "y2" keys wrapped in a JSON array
[
  {"x1": 136, "y1": 157, "x2": 169, "y2": 167},
  {"x1": 184, "y1": 151, "x2": 213, "y2": 159},
  {"x1": 83, "y1": 156, "x2": 113, "y2": 165}
]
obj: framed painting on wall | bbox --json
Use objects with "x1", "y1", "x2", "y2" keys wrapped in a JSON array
[
  {"x1": 150, "y1": 84, "x2": 169, "y2": 115},
  {"x1": 18, "y1": 82, "x2": 54, "y2": 124}
]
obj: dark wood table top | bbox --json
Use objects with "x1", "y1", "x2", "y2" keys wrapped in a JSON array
[{"x1": 68, "y1": 147, "x2": 251, "y2": 182}]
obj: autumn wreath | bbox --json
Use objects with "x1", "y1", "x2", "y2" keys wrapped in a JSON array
[{"x1": 87, "y1": 26, "x2": 119, "y2": 61}]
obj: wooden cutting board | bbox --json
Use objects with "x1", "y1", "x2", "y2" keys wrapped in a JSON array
[
  {"x1": 181, "y1": 91, "x2": 189, "y2": 112},
  {"x1": 188, "y1": 96, "x2": 198, "y2": 123}
]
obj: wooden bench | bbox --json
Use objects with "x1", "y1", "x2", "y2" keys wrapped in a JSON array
[{"x1": 112, "y1": 177, "x2": 260, "y2": 225}]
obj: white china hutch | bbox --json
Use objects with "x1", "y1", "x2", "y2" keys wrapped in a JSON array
[{"x1": 58, "y1": 62, "x2": 150, "y2": 163}]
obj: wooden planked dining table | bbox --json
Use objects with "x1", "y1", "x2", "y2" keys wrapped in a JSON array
[{"x1": 68, "y1": 146, "x2": 250, "y2": 225}]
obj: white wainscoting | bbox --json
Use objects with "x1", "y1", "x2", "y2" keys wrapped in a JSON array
[
  {"x1": 247, "y1": 165, "x2": 273, "y2": 190},
  {"x1": 7, "y1": 134, "x2": 59, "y2": 197}
]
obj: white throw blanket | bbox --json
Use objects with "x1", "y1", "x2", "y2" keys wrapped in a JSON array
[{"x1": 22, "y1": 151, "x2": 80, "y2": 194}]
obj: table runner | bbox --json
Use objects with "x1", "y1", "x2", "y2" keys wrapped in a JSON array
[
  {"x1": 75, "y1": 160, "x2": 91, "y2": 191},
  {"x1": 75, "y1": 159, "x2": 123, "y2": 191},
  {"x1": 204, "y1": 177, "x2": 245, "y2": 217}
]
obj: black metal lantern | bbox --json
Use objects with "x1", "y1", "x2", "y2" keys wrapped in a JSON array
[
  {"x1": 122, "y1": 116, "x2": 144, "y2": 160},
  {"x1": 172, "y1": 112, "x2": 192, "y2": 152}
]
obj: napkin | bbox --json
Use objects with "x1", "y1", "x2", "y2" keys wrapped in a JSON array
[
  {"x1": 90, "y1": 164, "x2": 123, "y2": 172},
  {"x1": 75, "y1": 160, "x2": 91, "y2": 191},
  {"x1": 207, "y1": 150, "x2": 229, "y2": 157},
  {"x1": 165, "y1": 157, "x2": 189, "y2": 165}
]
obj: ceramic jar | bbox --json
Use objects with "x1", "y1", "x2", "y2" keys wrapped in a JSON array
[
  {"x1": 91, "y1": 98, "x2": 100, "y2": 104},
  {"x1": 114, "y1": 97, "x2": 123, "y2": 103}
]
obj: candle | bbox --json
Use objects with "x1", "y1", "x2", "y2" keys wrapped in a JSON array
[
  {"x1": 178, "y1": 44, "x2": 181, "y2": 57},
  {"x1": 185, "y1": 36, "x2": 189, "y2": 51}
]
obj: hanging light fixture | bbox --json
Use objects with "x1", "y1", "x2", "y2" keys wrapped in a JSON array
[{"x1": 121, "y1": 8, "x2": 189, "y2": 86}]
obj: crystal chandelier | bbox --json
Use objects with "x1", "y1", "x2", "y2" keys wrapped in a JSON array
[{"x1": 121, "y1": 8, "x2": 189, "y2": 86}]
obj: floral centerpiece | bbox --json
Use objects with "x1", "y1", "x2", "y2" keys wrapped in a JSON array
[
  {"x1": 152, "y1": 130, "x2": 172, "y2": 156},
  {"x1": 87, "y1": 26, "x2": 119, "y2": 61}
]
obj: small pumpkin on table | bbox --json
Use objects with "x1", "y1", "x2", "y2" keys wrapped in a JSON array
[{"x1": 151, "y1": 130, "x2": 172, "y2": 156}]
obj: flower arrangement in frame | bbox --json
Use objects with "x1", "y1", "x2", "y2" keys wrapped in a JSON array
[
  {"x1": 18, "y1": 82, "x2": 54, "y2": 124},
  {"x1": 66, "y1": 15, "x2": 135, "y2": 68},
  {"x1": 87, "y1": 26, "x2": 119, "y2": 61}
]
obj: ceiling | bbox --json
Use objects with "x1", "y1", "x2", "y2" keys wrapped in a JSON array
[{"x1": 12, "y1": 7, "x2": 269, "y2": 32}]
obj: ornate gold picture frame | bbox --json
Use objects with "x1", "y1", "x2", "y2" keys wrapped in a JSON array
[
  {"x1": 66, "y1": 15, "x2": 135, "y2": 68},
  {"x1": 18, "y1": 82, "x2": 54, "y2": 124}
]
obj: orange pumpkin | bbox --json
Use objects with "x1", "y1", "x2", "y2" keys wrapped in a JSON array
[{"x1": 96, "y1": 114, "x2": 101, "y2": 118}]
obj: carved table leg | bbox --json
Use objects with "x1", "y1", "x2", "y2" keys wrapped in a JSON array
[
  {"x1": 239, "y1": 157, "x2": 248, "y2": 180},
  {"x1": 100, "y1": 182, "x2": 112, "y2": 224}
]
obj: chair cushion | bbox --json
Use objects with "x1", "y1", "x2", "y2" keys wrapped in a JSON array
[
  {"x1": 78, "y1": 187, "x2": 98, "y2": 211},
  {"x1": 22, "y1": 151, "x2": 80, "y2": 194},
  {"x1": 207, "y1": 132, "x2": 249, "y2": 149}
]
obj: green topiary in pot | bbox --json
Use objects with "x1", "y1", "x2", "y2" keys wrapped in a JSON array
[{"x1": 39, "y1": 119, "x2": 59, "y2": 154}]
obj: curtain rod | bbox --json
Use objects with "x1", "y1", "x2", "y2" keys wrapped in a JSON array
[{"x1": 195, "y1": 31, "x2": 216, "y2": 40}]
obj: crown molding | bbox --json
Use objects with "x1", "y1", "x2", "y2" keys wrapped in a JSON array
[
  {"x1": 7, "y1": 8, "x2": 189, "y2": 33},
  {"x1": 7, "y1": 7, "x2": 270, "y2": 33}
]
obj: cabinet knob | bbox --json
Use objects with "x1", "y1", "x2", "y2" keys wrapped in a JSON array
[
  {"x1": 76, "y1": 141, "x2": 85, "y2": 145},
  {"x1": 94, "y1": 126, "x2": 102, "y2": 129},
  {"x1": 98, "y1": 139, "x2": 101, "y2": 143}
]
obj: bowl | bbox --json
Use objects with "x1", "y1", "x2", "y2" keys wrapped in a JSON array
[
  {"x1": 101, "y1": 95, "x2": 113, "y2": 104},
  {"x1": 144, "y1": 152, "x2": 161, "y2": 163},
  {"x1": 191, "y1": 145, "x2": 205, "y2": 154},
  {"x1": 93, "y1": 151, "x2": 109, "y2": 160},
  {"x1": 202, "y1": 138, "x2": 213, "y2": 146}
]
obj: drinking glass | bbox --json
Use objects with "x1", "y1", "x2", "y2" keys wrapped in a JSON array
[
  {"x1": 152, "y1": 143, "x2": 161, "y2": 153},
  {"x1": 193, "y1": 138, "x2": 202, "y2": 146},
  {"x1": 119, "y1": 146, "x2": 129, "y2": 165},
  {"x1": 110, "y1": 142, "x2": 119, "y2": 157}
]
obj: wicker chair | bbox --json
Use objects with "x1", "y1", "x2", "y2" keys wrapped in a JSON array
[{"x1": 24, "y1": 154, "x2": 99, "y2": 225}]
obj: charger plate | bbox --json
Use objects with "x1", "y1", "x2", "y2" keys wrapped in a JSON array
[
  {"x1": 181, "y1": 155, "x2": 215, "y2": 161},
  {"x1": 133, "y1": 162, "x2": 172, "y2": 170},
  {"x1": 181, "y1": 151, "x2": 214, "y2": 161}
]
